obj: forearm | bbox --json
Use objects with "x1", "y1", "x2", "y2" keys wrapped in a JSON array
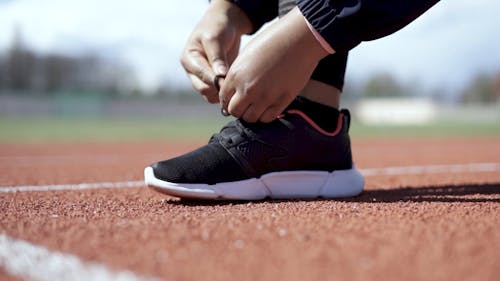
[
  {"x1": 298, "y1": 0, "x2": 440, "y2": 53},
  {"x1": 220, "y1": 7, "x2": 330, "y2": 122},
  {"x1": 223, "y1": 0, "x2": 279, "y2": 33},
  {"x1": 209, "y1": 0, "x2": 253, "y2": 35}
]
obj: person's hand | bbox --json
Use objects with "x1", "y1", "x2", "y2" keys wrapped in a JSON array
[
  {"x1": 219, "y1": 7, "x2": 330, "y2": 122},
  {"x1": 181, "y1": 0, "x2": 252, "y2": 103}
]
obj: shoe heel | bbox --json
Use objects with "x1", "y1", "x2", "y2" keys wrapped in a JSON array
[
  {"x1": 261, "y1": 168, "x2": 364, "y2": 199},
  {"x1": 319, "y1": 168, "x2": 365, "y2": 198},
  {"x1": 262, "y1": 171, "x2": 329, "y2": 199}
]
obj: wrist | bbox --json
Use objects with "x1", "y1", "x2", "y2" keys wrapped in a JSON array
[
  {"x1": 288, "y1": 8, "x2": 330, "y2": 61},
  {"x1": 209, "y1": 0, "x2": 253, "y2": 35},
  {"x1": 303, "y1": 18, "x2": 335, "y2": 55}
]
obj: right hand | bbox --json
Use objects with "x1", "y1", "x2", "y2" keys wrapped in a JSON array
[
  {"x1": 180, "y1": 0, "x2": 252, "y2": 103},
  {"x1": 219, "y1": 7, "x2": 329, "y2": 123}
]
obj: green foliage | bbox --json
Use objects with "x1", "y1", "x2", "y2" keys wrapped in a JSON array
[
  {"x1": 362, "y1": 72, "x2": 410, "y2": 98},
  {"x1": 461, "y1": 73, "x2": 500, "y2": 104},
  {"x1": 0, "y1": 28, "x2": 136, "y2": 96}
]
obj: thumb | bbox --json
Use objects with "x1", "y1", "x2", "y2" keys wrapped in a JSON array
[
  {"x1": 212, "y1": 60, "x2": 228, "y2": 76},
  {"x1": 203, "y1": 37, "x2": 229, "y2": 76}
]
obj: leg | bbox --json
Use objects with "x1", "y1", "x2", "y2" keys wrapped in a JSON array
[
  {"x1": 301, "y1": 52, "x2": 348, "y2": 108},
  {"x1": 144, "y1": 1, "x2": 364, "y2": 200},
  {"x1": 277, "y1": 0, "x2": 349, "y2": 133},
  {"x1": 279, "y1": 0, "x2": 348, "y2": 109}
]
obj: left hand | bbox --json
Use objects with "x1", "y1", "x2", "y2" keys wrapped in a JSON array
[
  {"x1": 219, "y1": 7, "x2": 330, "y2": 123},
  {"x1": 180, "y1": 0, "x2": 252, "y2": 104}
]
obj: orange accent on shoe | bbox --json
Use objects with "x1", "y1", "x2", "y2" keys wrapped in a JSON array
[{"x1": 286, "y1": 109, "x2": 343, "y2": 137}]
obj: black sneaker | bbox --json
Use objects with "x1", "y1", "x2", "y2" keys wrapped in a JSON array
[{"x1": 144, "y1": 103, "x2": 364, "y2": 200}]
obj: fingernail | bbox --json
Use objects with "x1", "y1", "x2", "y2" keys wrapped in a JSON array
[
  {"x1": 221, "y1": 108, "x2": 230, "y2": 117},
  {"x1": 215, "y1": 64, "x2": 227, "y2": 75}
]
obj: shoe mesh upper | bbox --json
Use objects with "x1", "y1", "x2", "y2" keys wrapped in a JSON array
[{"x1": 151, "y1": 109, "x2": 354, "y2": 184}]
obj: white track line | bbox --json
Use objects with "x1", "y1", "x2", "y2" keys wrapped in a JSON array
[
  {"x1": 0, "y1": 234, "x2": 160, "y2": 281},
  {"x1": 0, "y1": 163, "x2": 499, "y2": 193},
  {"x1": 0, "y1": 154, "x2": 164, "y2": 165},
  {"x1": 359, "y1": 162, "x2": 500, "y2": 176},
  {"x1": 0, "y1": 181, "x2": 144, "y2": 193}
]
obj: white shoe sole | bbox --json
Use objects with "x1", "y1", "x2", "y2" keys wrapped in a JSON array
[{"x1": 144, "y1": 166, "x2": 364, "y2": 200}]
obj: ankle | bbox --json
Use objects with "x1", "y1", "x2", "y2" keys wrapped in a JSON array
[
  {"x1": 300, "y1": 79, "x2": 341, "y2": 109},
  {"x1": 287, "y1": 96, "x2": 340, "y2": 132}
]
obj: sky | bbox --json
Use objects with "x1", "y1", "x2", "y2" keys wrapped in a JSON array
[{"x1": 0, "y1": 0, "x2": 499, "y2": 96}]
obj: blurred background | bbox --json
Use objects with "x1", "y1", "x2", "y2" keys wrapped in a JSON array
[{"x1": 0, "y1": 0, "x2": 499, "y2": 142}]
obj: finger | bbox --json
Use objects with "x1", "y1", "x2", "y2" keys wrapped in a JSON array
[
  {"x1": 219, "y1": 78, "x2": 237, "y2": 114},
  {"x1": 203, "y1": 37, "x2": 228, "y2": 76},
  {"x1": 214, "y1": 76, "x2": 230, "y2": 115},
  {"x1": 181, "y1": 50, "x2": 215, "y2": 86},
  {"x1": 259, "y1": 104, "x2": 284, "y2": 123},
  {"x1": 189, "y1": 74, "x2": 219, "y2": 103},
  {"x1": 220, "y1": 91, "x2": 235, "y2": 116},
  {"x1": 227, "y1": 91, "x2": 250, "y2": 119},
  {"x1": 213, "y1": 75, "x2": 224, "y2": 92},
  {"x1": 259, "y1": 93, "x2": 293, "y2": 123},
  {"x1": 242, "y1": 103, "x2": 266, "y2": 123}
]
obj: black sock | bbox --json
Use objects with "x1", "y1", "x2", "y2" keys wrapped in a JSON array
[{"x1": 286, "y1": 96, "x2": 340, "y2": 132}]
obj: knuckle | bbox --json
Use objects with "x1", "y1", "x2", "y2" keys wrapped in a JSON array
[
  {"x1": 225, "y1": 68, "x2": 241, "y2": 82},
  {"x1": 193, "y1": 81, "x2": 211, "y2": 94},
  {"x1": 197, "y1": 70, "x2": 206, "y2": 82},
  {"x1": 200, "y1": 91, "x2": 219, "y2": 104},
  {"x1": 202, "y1": 32, "x2": 220, "y2": 43},
  {"x1": 206, "y1": 95, "x2": 219, "y2": 104},
  {"x1": 199, "y1": 86, "x2": 214, "y2": 97}
]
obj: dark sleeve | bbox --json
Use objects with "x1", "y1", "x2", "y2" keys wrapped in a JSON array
[
  {"x1": 297, "y1": 0, "x2": 440, "y2": 53},
  {"x1": 230, "y1": 0, "x2": 279, "y2": 33}
]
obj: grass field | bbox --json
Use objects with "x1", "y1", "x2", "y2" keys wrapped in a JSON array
[{"x1": 1, "y1": 116, "x2": 500, "y2": 142}]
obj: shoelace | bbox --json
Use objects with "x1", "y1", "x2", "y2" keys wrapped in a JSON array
[{"x1": 209, "y1": 120, "x2": 250, "y2": 146}]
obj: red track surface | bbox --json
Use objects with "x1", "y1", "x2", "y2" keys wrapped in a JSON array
[{"x1": 1, "y1": 138, "x2": 500, "y2": 281}]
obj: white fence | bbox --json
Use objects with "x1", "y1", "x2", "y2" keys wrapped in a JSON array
[{"x1": 354, "y1": 98, "x2": 500, "y2": 125}]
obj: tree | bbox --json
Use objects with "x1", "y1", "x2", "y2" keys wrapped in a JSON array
[
  {"x1": 461, "y1": 73, "x2": 499, "y2": 104},
  {"x1": 362, "y1": 72, "x2": 409, "y2": 98},
  {"x1": 4, "y1": 28, "x2": 37, "y2": 91},
  {"x1": 0, "y1": 54, "x2": 5, "y2": 91},
  {"x1": 41, "y1": 54, "x2": 75, "y2": 92},
  {"x1": 0, "y1": 27, "x2": 138, "y2": 96}
]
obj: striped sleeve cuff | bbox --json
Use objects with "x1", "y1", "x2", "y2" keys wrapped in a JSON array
[
  {"x1": 297, "y1": 0, "x2": 363, "y2": 53},
  {"x1": 302, "y1": 13, "x2": 335, "y2": 54}
]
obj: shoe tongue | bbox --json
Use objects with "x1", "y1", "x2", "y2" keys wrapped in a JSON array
[{"x1": 209, "y1": 120, "x2": 239, "y2": 144}]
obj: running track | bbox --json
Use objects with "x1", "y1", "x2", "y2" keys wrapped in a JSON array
[{"x1": 1, "y1": 138, "x2": 499, "y2": 281}]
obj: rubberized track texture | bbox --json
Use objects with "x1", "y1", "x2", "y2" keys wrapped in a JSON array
[{"x1": 1, "y1": 138, "x2": 500, "y2": 281}]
